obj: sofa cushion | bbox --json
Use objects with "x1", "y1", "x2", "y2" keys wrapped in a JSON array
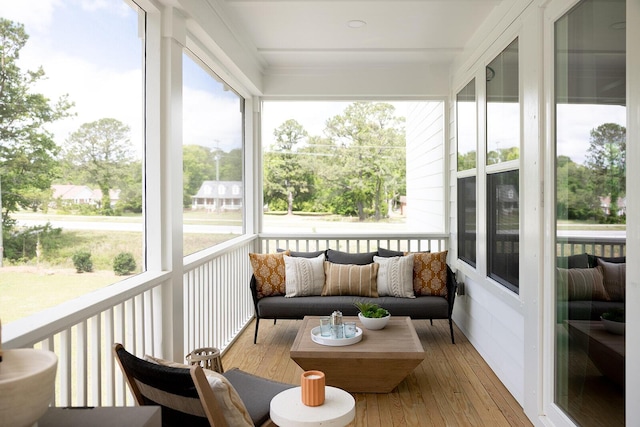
[
  {"x1": 557, "y1": 266, "x2": 609, "y2": 301},
  {"x1": 377, "y1": 247, "x2": 405, "y2": 257},
  {"x1": 556, "y1": 253, "x2": 589, "y2": 269},
  {"x1": 144, "y1": 355, "x2": 253, "y2": 427},
  {"x1": 321, "y1": 262, "x2": 379, "y2": 297},
  {"x1": 284, "y1": 253, "x2": 326, "y2": 297},
  {"x1": 326, "y1": 249, "x2": 377, "y2": 265},
  {"x1": 249, "y1": 251, "x2": 289, "y2": 299},
  {"x1": 255, "y1": 295, "x2": 450, "y2": 319},
  {"x1": 597, "y1": 259, "x2": 625, "y2": 302},
  {"x1": 412, "y1": 250, "x2": 448, "y2": 297},
  {"x1": 374, "y1": 255, "x2": 415, "y2": 298},
  {"x1": 565, "y1": 300, "x2": 625, "y2": 321},
  {"x1": 587, "y1": 254, "x2": 626, "y2": 268},
  {"x1": 278, "y1": 249, "x2": 326, "y2": 258}
]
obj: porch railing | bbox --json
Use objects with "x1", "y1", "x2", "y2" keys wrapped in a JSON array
[{"x1": 2, "y1": 232, "x2": 625, "y2": 409}]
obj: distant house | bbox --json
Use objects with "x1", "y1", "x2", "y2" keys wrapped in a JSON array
[
  {"x1": 91, "y1": 188, "x2": 121, "y2": 208},
  {"x1": 51, "y1": 184, "x2": 120, "y2": 208},
  {"x1": 51, "y1": 184, "x2": 94, "y2": 205},
  {"x1": 600, "y1": 196, "x2": 626, "y2": 216},
  {"x1": 192, "y1": 181, "x2": 243, "y2": 212}
]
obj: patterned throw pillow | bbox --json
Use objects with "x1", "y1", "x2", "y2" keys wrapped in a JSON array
[
  {"x1": 249, "y1": 251, "x2": 289, "y2": 299},
  {"x1": 597, "y1": 259, "x2": 625, "y2": 301},
  {"x1": 321, "y1": 262, "x2": 379, "y2": 297},
  {"x1": 412, "y1": 250, "x2": 448, "y2": 297},
  {"x1": 144, "y1": 355, "x2": 252, "y2": 427},
  {"x1": 374, "y1": 255, "x2": 415, "y2": 298},
  {"x1": 564, "y1": 266, "x2": 609, "y2": 301},
  {"x1": 284, "y1": 253, "x2": 326, "y2": 297}
]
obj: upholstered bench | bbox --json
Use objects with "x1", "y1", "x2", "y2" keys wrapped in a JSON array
[{"x1": 249, "y1": 248, "x2": 458, "y2": 344}]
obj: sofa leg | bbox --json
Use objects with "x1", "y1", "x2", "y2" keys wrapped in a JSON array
[
  {"x1": 254, "y1": 318, "x2": 260, "y2": 344},
  {"x1": 429, "y1": 319, "x2": 433, "y2": 326},
  {"x1": 273, "y1": 319, "x2": 277, "y2": 325},
  {"x1": 449, "y1": 318, "x2": 455, "y2": 344}
]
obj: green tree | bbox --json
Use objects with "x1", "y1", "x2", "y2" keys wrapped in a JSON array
[
  {"x1": 584, "y1": 123, "x2": 626, "y2": 219},
  {"x1": 62, "y1": 118, "x2": 133, "y2": 215},
  {"x1": 116, "y1": 160, "x2": 143, "y2": 213},
  {"x1": 556, "y1": 155, "x2": 600, "y2": 221},
  {"x1": 183, "y1": 145, "x2": 216, "y2": 207},
  {"x1": 264, "y1": 119, "x2": 312, "y2": 214},
  {"x1": 0, "y1": 18, "x2": 73, "y2": 228},
  {"x1": 324, "y1": 102, "x2": 406, "y2": 220}
]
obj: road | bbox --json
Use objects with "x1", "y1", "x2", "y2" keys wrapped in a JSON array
[{"x1": 16, "y1": 218, "x2": 242, "y2": 234}]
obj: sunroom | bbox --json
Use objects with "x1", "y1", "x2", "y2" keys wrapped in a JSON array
[{"x1": 1, "y1": 0, "x2": 637, "y2": 426}]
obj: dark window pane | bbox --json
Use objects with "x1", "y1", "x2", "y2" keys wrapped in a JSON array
[
  {"x1": 457, "y1": 176, "x2": 476, "y2": 266},
  {"x1": 487, "y1": 170, "x2": 519, "y2": 292}
]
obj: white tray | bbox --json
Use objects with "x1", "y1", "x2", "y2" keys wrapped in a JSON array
[{"x1": 310, "y1": 326, "x2": 363, "y2": 346}]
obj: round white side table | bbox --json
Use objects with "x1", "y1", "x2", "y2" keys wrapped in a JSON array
[{"x1": 270, "y1": 386, "x2": 355, "y2": 427}]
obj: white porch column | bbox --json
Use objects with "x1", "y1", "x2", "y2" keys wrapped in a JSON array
[{"x1": 158, "y1": 6, "x2": 186, "y2": 362}]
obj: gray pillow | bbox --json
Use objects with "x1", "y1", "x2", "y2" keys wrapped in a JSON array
[
  {"x1": 597, "y1": 259, "x2": 625, "y2": 302},
  {"x1": 377, "y1": 247, "x2": 405, "y2": 258},
  {"x1": 326, "y1": 249, "x2": 376, "y2": 265},
  {"x1": 277, "y1": 249, "x2": 326, "y2": 258}
]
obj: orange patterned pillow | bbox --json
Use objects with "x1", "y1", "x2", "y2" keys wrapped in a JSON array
[
  {"x1": 249, "y1": 251, "x2": 289, "y2": 299},
  {"x1": 412, "y1": 250, "x2": 448, "y2": 297}
]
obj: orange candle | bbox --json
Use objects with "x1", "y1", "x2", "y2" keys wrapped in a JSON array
[{"x1": 301, "y1": 370, "x2": 325, "y2": 406}]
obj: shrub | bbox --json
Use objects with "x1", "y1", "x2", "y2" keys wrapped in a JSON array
[
  {"x1": 72, "y1": 250, "x2": 93, "y2": 273},
  {"x1": 113, "y1": 252, "x2": 136, "y2": 276}
]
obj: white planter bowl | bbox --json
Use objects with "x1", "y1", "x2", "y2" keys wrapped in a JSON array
[
  {"x1": 0, "y1": 349, "x2": 58, "y2": 427},
  {"x1": 601, "y1": 317, "x2": 625, "y2": 335},
  {"x1": 358, "y1": 313, "x2": 390, "y2": 330}
]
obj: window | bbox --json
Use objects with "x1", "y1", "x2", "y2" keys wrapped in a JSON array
[
  {"x1": 261, "y1": 100, "x2": 445, "y2": 233},
  {"x1": 457, "y1": 177, "x2": 477, "y2": 266},
  {"x1": 487, "y1": 39, "x2": 519, "y2": 165},
  {"x1": 486, "y1": 39, "x2": 520, "y2": 292},
  {"x1": 554, "y1": 0, "x2": 625, "y2": 424},
  {"x1": 182, "y1": 53, "x2": 245, "y2": 256},
  {"x1": 456, "y1": 79, "x2": 477, "y2": 266},
  {"x1": 457, "y1": 79, "x2": 477, "y2": 172},
  {"x1": 487, "y1": 171, "x2": 519, "y2": 291},
  {"x1": 0, "y1": 1, "x2": 145, "y2": 323}
]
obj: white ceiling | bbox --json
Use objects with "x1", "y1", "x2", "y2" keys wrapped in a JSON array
[{"x1": 214, "y1": 0, "x2": 504, "y2": 71}]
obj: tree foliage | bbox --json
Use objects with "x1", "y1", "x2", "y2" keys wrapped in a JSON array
[
  {"x1": 62, "y1": 118, "x2": 133, "y2": 215},
  {"x1": 323, "y1": 102, "x2": 405, "y2": 220},
  {"x1": 0, "y1": 18, "x2": 73, "y2": 227},
  {"x1": 584, "y1": 123, "x2": 626, "y2": 218},
  {"x1": 263, "y1": 103, "x2": 406, "y2": 221},
  {"x1": 264, "y1": 119, "x2": 312, "y2": 214}
]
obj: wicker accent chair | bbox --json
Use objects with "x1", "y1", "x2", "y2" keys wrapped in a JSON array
[{"x1": 113, "y1": 343, "x2": 293, "y2": 427}]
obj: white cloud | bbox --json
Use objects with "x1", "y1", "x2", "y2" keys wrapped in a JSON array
[
  {"x1": 0, "y1": 0, "x2": 60, "y2": 33},
  {"x1": 183, "y1": 87, "x2": 243, "y2": 152}
]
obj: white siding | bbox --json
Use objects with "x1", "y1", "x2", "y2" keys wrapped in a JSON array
[{"x1": 406, "y1": 101, "x2": 446, "y2": 232}]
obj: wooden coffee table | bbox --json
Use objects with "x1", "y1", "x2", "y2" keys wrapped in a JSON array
[
  {"x1": 290, "y1": 316, "x2": 425, "y2": 393},
  {"x1": 566, "y1": 320, "x2": 625, "y2": 388}
]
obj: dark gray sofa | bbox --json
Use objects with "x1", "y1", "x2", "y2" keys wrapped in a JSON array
[
  {"x1": 558, "y1": 253, "x2": 625, "y2": 320},
  {"x1": 250, "y1": 249, "x2": 458, "y2": 344}
]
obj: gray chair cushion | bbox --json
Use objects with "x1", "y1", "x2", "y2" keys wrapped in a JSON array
[{"x1": 223, "y1": 368, "x2": 294, "y2": 426}]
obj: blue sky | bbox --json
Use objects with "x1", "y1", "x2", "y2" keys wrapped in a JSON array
[{"x1": 0, "y1": 0, "x2": 242, "y2": 156}]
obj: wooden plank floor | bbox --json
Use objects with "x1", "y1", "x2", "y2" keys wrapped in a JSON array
[{"x1": 222, "y1": 318, "x2": 532, "y2": 427}]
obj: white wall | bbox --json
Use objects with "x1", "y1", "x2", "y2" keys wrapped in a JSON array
[
  {"x1": 449, "y1": 0, "x2": 537, "y2": 414},
  {"x1": 406, "y1": 102, "x2": 446, "y2": 232}
]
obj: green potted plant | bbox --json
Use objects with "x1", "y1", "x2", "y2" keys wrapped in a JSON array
[
  {"x1": 354, "y1": 301, "x2": 390, "y2": 330},
  {"x1": 601, "y1": 307, "x2": 625, "y2": 335}
]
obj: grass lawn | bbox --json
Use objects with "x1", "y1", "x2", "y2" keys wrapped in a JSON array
[{"x1": 0, "y1": 268, "x2": 118, "y2": 324}]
